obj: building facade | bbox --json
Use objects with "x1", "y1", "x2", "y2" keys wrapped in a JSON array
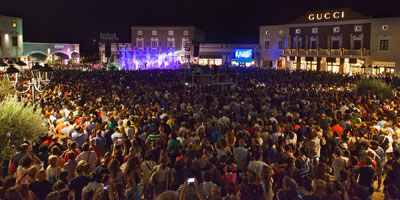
[
  {"x1": 199, "y1": 43, "x2": 260, "y2": 67},
  {"x1": 0, "y1": 15, "x2": 23, "y2": 59},
  {"x1": 0, "y1": 15, "x2": 80, "y2": 68},
  {"x1": 260, "y1": 9, "x2": 400, "y2": 75},
  {"x1": 24, "y1": 42, "x2": 80, "y2": 64},
  {"x1": 127, "y1": 26, "x2": 203, "y2": 69}
]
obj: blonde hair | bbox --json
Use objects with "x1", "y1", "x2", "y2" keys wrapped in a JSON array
[{"x1": 48, "y1": 155, "x2": 58, "y2": 167}]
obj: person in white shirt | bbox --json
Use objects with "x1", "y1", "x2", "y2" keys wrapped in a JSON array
[
  {"x1": 248, "y1": 152, "x2": 268, "y2": 178},
  {"x1": 76, "y1": 143, "x2": 98, "y2": 170},
  {"x1": 332, "y1": 149, "x2": 348, "y2": 181}
]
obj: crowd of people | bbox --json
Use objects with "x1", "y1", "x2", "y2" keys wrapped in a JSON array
[{"x1": 2, "y1": 68, "x2": 400, "y2": 200}]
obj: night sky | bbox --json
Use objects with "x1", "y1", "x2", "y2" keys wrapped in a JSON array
[{"x1": 1, "y1": 0, "x2": 399, "y2": 54}]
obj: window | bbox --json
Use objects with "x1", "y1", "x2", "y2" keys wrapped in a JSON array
[
  {"x1": 278, "y1": 40, "x2": 283, "y2": 49},
  {"x1": 382, "y1": 25, "x2": 389, "y2": 30},
  {"x1": 354, "y1": 25, "x2": 362, "y2": 32},
  {"x1": 168, "y1": 30, "x2": 174, "y2": 36},
  {"x1": 312, "y1": 28, "x2": 318, "y2": 34},
  {"x1": 183, "y1": 30, "x2": 189, "y2": 36},
  {"x1": 136, "y1": 38, "x2": 144, "y2": 48},
  {"x1": 12, "y1": 36, "x2": 17, "y2": 46},
  {"x1": 167, "y1": 38, "x2": 175, "y2": 48},
  {"x1": 182, "y1": 38, "x2": 190, "y2": 50},
  {"x1": 151, "y1": 40, "x2": 158, "y2": 48},
  {"x1": 152, "y1": 30, "x2": 157, "y2": 35},
  {"x1": 331, "y1": 40, "x2": 339, "y2": 49},
  {"x1": 354, "y1": 40, "x2": 361, "y2": 49},
  {"x1": 310, "y1": 40, "x2": 316, "y2": 49},
  {"x1": 265, "y1": 30, "x2": 269, "y2": 35},
  {"x1": 264, "y1": 40, "x2": 270, "y2": 49},
  {"x1": 279, "y1": 30, "x2": 284, "y2": 34},
  {"x1": 12, "y1": 22, "x2": 16, "y2": 28},
  {"x1": 137, "y1": 30, "x2": 143, "y2": 35},
  {"x1": 333, "y1": 27, "x2": 340, "y2": 33},
  {"x1": 380, "y1": 40, "x2": 389, "y2": 50},
  {"x1": 137, "y1": 40, "x2": 143, "y2": 48},
  {"x1": 295, "y1": 29, "x2": 301, "y2": 34}
]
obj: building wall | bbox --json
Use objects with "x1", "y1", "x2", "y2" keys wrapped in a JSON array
[
  {"x1": 368, "y1": 18, "x2": 400, "y2": 74},
  {"x1": 260, "y1": 10, "x2": 400, "y2": 75},
  {"x1": 260, "y1": 25, "x2": 290, "y2": 67},
  {"x1": 24, "y1": 42, "x2": 80, "y2": 64},
  {"x1": 0, "y1": 15, "x2": 23, "y2": 59},
  {"x1": 131, "y1": 26, "x2": 197, "y2": 52}
]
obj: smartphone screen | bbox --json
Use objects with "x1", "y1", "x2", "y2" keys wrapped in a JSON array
[{"x1": 188, "y1": 178, "x2": 195, "y2": 184}]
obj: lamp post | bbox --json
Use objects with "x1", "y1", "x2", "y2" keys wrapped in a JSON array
[{"x1": 5, "y1": 62, "x2": 53, "y2": 104}]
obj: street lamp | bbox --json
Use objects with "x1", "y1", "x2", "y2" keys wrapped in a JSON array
[{"x1": 5, "y1": 62, "x2": 53, "y2": 104}]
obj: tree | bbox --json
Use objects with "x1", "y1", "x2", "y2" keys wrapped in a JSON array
[
  {"x1": 0, "y1": 78, "x2": 15, "y2": 100},
  {"x1": 356, "y1": 79, "x2": 393, "y2": 98},
  {"x1": 0, "y1": 96, "x2": 48, "y2": 162}
]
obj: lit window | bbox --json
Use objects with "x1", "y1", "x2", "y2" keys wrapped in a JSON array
[
  {"x1": 354, "y1": 25, "x2": 362, "y2": 32},
  {"x1": 382, "y1": 25, "x2": 389, "y2": 30},
  {"x1": 265, "y1": 30, "x2": 269, "y2": 35},
  {"x1": 152, "y1": 30, "x2": 157, "y2": 35},
  {"x1": 168, "y1": 30, "x2": 174, "y2": 36},
  {"x1": 380, "y1": 40, "x2": 389, "y2": 50},
  {"x1": 137, "y1": 30, "x2": 143, "y2": 35},
  {"x1": 12, "y1": 22, "x2": 16, "y2": 28},
  {"x1": 312, "y1": 28, "x2": 318, "y2": 34},
  {"x1": 333, "y1": 27, "x2": 340, "y2": 33},
  {"x1": 183, "y1": 30, "x2": 189, "y2": 36},
  {"x1": 295, "y1": 29, "x2": 301, "y2": 34}
]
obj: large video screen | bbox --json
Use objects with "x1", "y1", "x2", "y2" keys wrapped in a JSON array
[{"x1": 235, "y1": 49, "x2": 253, "y2": 63}]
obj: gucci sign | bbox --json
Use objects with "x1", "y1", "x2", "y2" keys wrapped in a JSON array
[{"x1": 308, "y1": 11, "x2": 345, "y2": 21}]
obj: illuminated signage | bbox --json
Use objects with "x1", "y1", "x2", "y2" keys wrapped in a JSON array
[
  {"x1": 54, "y1": 44, "x2": 65, "y2": 49},
  {"x1": 308, "y1": 11, "x2": 345, "y2": 21},
  {"x1": 235, "y1": 49, "x2": 253, "y2": 63}
]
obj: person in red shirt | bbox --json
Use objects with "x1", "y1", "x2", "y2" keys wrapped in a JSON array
[
  {"x1": 64, "y1": 141, "x2": 81, "y2": 162},
  {"x1": 89, "y1": 139, "x2": 102, "y2": 159},
  {"x1": 331, "y1": 119, "x2": 344, "y2": 139}
]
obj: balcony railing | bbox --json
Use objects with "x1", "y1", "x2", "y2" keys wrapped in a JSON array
[{"x1": 282, "y1": 48, "x2": 369, "y2": 57}]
